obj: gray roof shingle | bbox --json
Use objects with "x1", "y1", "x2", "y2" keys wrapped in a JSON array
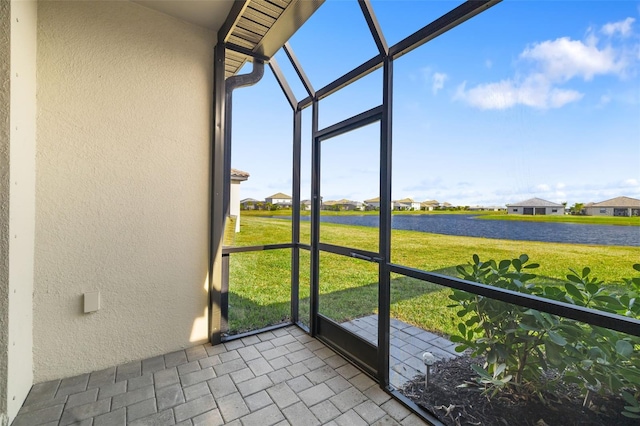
[
  {"x1": 507, "y1": 197, "x2": 563, "y2": 207},
  {"x1": 590, "y1": 196, "x2": 640, "y2": 208}
]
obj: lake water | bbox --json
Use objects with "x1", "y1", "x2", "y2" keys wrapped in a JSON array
[{"x1": 293, "y1": 214, "x2": 640, "y2": 247}]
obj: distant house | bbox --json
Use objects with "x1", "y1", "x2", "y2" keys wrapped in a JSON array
[
  {"x1": 507, "y1": 197, "x2": 564, "y2": 215},
  {"x1": 265, "y1": 192, "x2": 292, "y2": 207},
  {"x1": 583, "y1": 196, "x2": 640, "y2": 217},
  {"x1": 230, "y1": 169, "x2": 249, "y2": 232},
  {"x1": 364, "y1": 196, "x2": 381, "y2": 210},
  {"x1": 301, "y1": 199, "x2": 312, "y2": 211},
  {"x1": 393, "y1": 198, "x2": 421, "y2": 211},
  {"x1": 420, "y1": 200, "x2": 439, "y2": 211},
  {"x1": 240, "y1": 198, "x2": 260, "y2": 210},
  {"x1": 468, "y1": 205, "x2": 506, "y2": 212},
  {"x1": 323, "y1": 199, "x2": 364, "y2": 211}
]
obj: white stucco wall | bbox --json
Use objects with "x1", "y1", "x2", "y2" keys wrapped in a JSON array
[
  {"x1": 508, "y1": 207, "x2": 563, "y2": 215},
  {"x1": 585, "y1": 207, "x2": 612, "y2": 216},
  {"x1": 230, "y1": 181, "x2": 241, "y2": 232},
  {"x1": 1, "y1": 1, "x2": 37, "y2": 423},
  {"x1": 0, "y1": 3, "x2": 10, "y2": 423},
  {"x1": 268, "y1": 198, "x2": 291, "y2": 205},
  {"x1": 547, "y1": 207, "x2": 563, "y2": 215},
  {"x1": 8, "y1": 1, "x2": 37, "y2": 417},
  {"x1": 34, "y1": 1, "x2": 215, "y2": 381}
]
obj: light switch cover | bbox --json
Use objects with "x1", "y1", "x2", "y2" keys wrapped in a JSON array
[{"x1": 84, "y1": 291, "x2": 100, "y2": 313}]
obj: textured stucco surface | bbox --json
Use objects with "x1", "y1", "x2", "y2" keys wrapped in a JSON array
[
  {"x1": 0, "y1": 1, "x2": 11, "y2": 423},
  {"x1": 34, "y1": 1, "x2": 215, "y2": 382},
  {"x1": 1, "y1": 1, "x2": 37, "y2": 423},
  {"x1": 8, "y1": 1, "x2": 37, "y2": 419}
]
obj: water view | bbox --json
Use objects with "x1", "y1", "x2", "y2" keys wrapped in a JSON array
[{"x1": 302, "y1": 214, "x2": 640, "y2": 247}]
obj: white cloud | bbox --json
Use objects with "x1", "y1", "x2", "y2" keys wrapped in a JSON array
[
  {"x1": 535, "y1": 184, "x2": 551, "y2": 191},
  {"x1": 455, "y1": 18, "x2": 638, "y2": 110},
  {"x1": 599, "y1": 94, "x2": 612, "y2": 105},
  {"x1": 601, "y1": 17, "x2": 635, "y2": 37},
  {"x1": 520, "y1": 37, "x2": 627, "y2": 81},
  {"x1": 432, "y1": 72, "x2": 448, "y2": 94},
  {"x1": 455, "y1": 75, "x2": 583, "y2": 110}
]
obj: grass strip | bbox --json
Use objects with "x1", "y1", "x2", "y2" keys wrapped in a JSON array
[{"x1": 227, "y1": 216, "x2": 639, "y2": 335}]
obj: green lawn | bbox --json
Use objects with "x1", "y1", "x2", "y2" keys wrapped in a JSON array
[
  {"x1": 479, "y1": 213, "x2": 640, "y2": 226},
  {"x1": 227, "y1": 216, "x2": 639, "y2": 336}
]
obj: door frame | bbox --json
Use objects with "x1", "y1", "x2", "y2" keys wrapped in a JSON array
[{"x1": 309, "y1": 104, "x2": 388, "y2": 377}]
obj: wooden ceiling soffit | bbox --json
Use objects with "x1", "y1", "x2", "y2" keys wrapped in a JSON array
[{"x1": 222, "y1": 0, "x2": 324, "y2": 78}]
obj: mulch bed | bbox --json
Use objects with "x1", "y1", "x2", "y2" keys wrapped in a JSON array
[{"x1": 400, "y1": 355, "x2": 637, "y2": 426}]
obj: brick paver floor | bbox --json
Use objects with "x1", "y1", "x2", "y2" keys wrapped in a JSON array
[
  {"x1": 12, "y1": 325, "x2": 430, "y2": 425},
  {"x1": 340, "y1": 315, "x2": 460, "y2": 389}
]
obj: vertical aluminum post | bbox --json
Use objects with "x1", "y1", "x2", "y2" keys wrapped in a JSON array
[
  {"x1": 210, "y1": 43, "x2": 227, "y2": 345},
  {"x1": 378, "y1": 56, "x2": 393, "y2": 388},
  {"x1": 310, "y1": 101, "x2": 320, "y2": 336}
]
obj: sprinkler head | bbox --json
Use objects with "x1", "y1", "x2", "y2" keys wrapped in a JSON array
[{"x1": 422, "y1": 352, "x2": 436, "y2": 366}]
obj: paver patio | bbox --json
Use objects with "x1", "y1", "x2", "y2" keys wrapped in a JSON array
[
  {"x1": 340, "y1": 315, "x2": 460, "y2": 389},
  {"x1": 12, "y1": 325, "x2": 431, "y2": 425}
]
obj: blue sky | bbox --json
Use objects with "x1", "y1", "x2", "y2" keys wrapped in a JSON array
[{"x1": 231, "y1": 1, "x2": 640, "y2": 207}]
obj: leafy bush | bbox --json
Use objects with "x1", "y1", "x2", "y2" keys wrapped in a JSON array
[{"x1": 449, "y1": 255, "x2": 640, "y2": 416}]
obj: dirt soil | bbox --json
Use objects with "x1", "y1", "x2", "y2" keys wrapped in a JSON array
[{"x1": 400, "y1": 355, "x2": 637, "y2": 426}]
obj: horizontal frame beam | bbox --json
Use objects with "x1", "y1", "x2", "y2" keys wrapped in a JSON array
[
  {"x1": 315, "y1": 105, "x2": 382, "y2": 141},
  {"x1": 298, "y1": 54, "x2": 384, "y2": 110},
  {"x1": 389, "y1": 0, "x2": 501, "y2": 59},
  {"x1": 389, "y1": 263, "x2": 640, "y2": 337},
  {"x1": 221, "y1": 322, "x2": 293, "y2": 343},
  {"x1": 225, "y1": 43, "x2": 271, "y2": 63},
  {"x1": 222, "y1": 243, "x2": 294, "y2": 255},
  {"x1": 318, "y1": 243, "x2": 380, "y2": 262}
]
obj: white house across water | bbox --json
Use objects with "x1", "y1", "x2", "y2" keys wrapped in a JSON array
[
  {"x1": 507, "y1": 197, "x2": 564, "y2": 215},
  {"x1": 584, "y1": 196, "x2": 640, "y2": 217}
]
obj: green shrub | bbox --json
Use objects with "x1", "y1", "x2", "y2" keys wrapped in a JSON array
[{"x1": 449, "y1": 255, "x2": 640, "y2": 416}]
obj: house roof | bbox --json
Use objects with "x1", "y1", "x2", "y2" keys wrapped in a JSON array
[
  {"x1": 364, "y1": 197, "x2": 380, "y2": 203},
  {"x1": 394, "y1": 198, "x2": 416, "y2": 203},
  {"x1": 266, "y1": 192, "x2": 292, "y2": 200},
  {"x1": 421, "y1": 200, "x2": 439, "y2": 206},
  {"x1": 590, "y1": 196, "x2": 640, "y2": 208},
  {"x1": 507, "y1": 197, "x2": 563, "y2": 207},
  {"x1": 230, "y1": 168, "x2": 249, "y2": 182},
  {"x1": 240, "y1": 198, "x2": 260, "y2": 203},
  {"x1": 324, "y1": 199, "x2": 362, "y2": 206}
]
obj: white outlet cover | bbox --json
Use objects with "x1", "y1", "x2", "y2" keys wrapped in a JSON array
[{"x1": 84, "y1": 291, "x2": 100, "y2": 313}]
